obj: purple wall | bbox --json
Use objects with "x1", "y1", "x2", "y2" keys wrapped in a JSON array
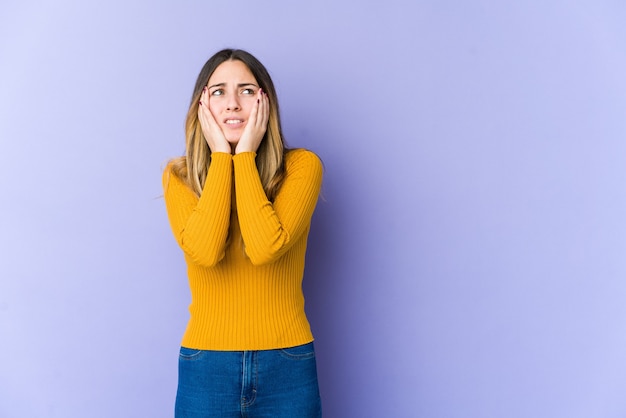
[{"x1": 2, "y1": 1, "x2": 626, "y2": 417}]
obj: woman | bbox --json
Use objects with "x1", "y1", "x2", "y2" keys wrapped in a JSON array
[{"x1": 163, "y1": 48, "x2": 323, "y2": 417}]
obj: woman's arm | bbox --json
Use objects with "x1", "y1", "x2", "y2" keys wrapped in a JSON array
[
  {"x1": 163, "y1": 152, "x2": 233, "y2": 267},
  {"x1": 233, "y1": 149, "x2": 323, "y2": 265}
]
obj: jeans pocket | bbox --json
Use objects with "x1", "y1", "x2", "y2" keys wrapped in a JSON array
[
  {"x1": 278, "y1": 342, "x2": 316, "y2": 360},
  {"x1": 179, "y1": 346, "x2": 204, "y2": 360}
]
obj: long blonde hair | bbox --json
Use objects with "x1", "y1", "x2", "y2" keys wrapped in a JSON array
[{"x1": 169, "y1": 49, "x2": 287, "y2": 200}]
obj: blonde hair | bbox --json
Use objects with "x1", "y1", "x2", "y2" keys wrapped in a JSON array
[{"x1": 169, "y1": 49, "x2": 287, "y2": 200}]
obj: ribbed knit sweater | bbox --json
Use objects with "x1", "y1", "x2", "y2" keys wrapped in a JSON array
[{"x1": 163, "y1": 149, "x2": 323, "y2": 350}]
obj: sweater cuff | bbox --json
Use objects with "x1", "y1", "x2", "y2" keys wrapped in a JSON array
[
  {"x1": 211, "y1": 152, "x2": 233, "y2": 163},
  {"x1": 232, "y1": 152, "x2": 256, "y2": 164},
  {"x1": 232, "y1": 152, "x2": 259, "y2": 182}
]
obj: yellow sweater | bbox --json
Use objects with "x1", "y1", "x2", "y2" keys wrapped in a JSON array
[{"x1": 163, "y1": 149, "x2": 323, "y2": 350}]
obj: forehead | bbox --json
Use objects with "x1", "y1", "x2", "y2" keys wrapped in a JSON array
[{"x1": 208, "y1": 60, "x2": 256, "y2": 84}]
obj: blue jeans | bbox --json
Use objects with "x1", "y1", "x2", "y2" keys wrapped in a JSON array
[{"x1": 175, "y1": 342, "x2": 322, "y2": 417}]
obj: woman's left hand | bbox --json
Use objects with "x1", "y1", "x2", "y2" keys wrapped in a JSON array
[{"x1": 235, "y1": 89, "x2": 269, "y2": 154}]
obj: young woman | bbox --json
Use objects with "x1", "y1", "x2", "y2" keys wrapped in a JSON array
[{"x1": 163, "y1": 49, "x2": 323, "y2": 417}]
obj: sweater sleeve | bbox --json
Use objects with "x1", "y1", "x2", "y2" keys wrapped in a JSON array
[
  {"x1": 233, "y1": 149, "x2": 323, "y2": 265},
  {"x1": 162, "y1": 152, "x2": 233, "y2": 267}
]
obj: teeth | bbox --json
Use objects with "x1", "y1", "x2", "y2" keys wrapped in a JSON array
[{"x1": 225, "y1": 120, "x2": 242, "y2": 124}]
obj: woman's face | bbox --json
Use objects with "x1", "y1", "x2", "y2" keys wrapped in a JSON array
[{"x1": 206, "y1": 60, "x2": 260, "y2": 145}]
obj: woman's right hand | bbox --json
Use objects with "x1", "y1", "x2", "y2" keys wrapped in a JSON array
[{"x1": 198, "y1": 87, "x2": 231, "y2": 153}]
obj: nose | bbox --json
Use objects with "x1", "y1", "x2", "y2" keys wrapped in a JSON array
[{"x1": 226, "y1": 94, "x2": 241, "y2": 111}]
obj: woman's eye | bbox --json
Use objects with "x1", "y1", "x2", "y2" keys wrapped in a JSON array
[
  {"x1": 242, "y1": 88, "x2": 255, "y2": 95},
  {"x1": 211, "y1": 89, "x2": 223, "y2": 96}
]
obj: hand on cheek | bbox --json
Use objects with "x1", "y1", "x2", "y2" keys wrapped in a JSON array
[
  {"x1": 198, "y1": 87, "x2": 231, "y2": 153},
  {"x1": 236, "y1": 89, "x2": 269, "y2": 154}
]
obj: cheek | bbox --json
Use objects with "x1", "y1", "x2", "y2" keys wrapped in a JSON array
[{"x1": 240, "y1": 99, "x2": 256, "y2": 116}]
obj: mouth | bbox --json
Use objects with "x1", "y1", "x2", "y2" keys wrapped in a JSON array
[{"x1": 224, "y1": 119, "x2": 244, "y2": 125}]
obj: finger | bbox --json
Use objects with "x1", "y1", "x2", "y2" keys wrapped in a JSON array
[
  {"x1": 247, "y1": 91, "x2": 261, "y2": 127},
  {"x1": 198, "y1": 90, "x2": 220, "y2": 141},
  {"x1": 258, "y1": 91, "x2": 269, "y2": 128},
  {"x1": 255, "y1": 89, "x2": 266, "y2": 128},
  {"x1": 198, "y1": 87, "x2": 206, "y2": 107},
  {"x1": 198, "y1": 89, "x2": 207, "y2": 120},
  {"x1": 199, "y1": 92, "x2": 217, "y2": 126},
  {"x1": 198, "y1": 102, "x2": 209, "y2": 126}
]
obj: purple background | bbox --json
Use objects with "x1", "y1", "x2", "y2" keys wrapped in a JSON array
[{"x1": 2, "y1": 1, "x2": 626, "y2": 417}]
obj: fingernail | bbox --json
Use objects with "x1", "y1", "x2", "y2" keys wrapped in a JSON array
[{"x1": 198, "y1": 101, "x2": 202, "y2": 105}]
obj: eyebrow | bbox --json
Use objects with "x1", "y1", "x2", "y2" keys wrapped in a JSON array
[{"x1": 207, "y1": 82, "x2": 259, "y2": 89}]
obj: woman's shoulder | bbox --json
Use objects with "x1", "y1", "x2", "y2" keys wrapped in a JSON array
[
  {"x1": 162, "y1": 160, "x2": 176, "y2": 181},
  {"x1": 162, "y1": 158, "x2": 188, "y2": 189},
  {"x1": 283, "y1": 149, "x2": 323, "y2": 184},
  {"x1": 285, "y1": 148, "x2": 322, "y2": 168}
]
